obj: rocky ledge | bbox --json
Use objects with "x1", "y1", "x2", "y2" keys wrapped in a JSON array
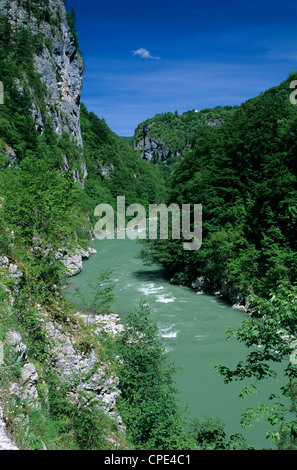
[
  {"x1": 0, "y1": 245, "x2": 125, "y2": 450},
  {"x1": 191, "y1": 276, "x2": 250, "y2": 312},
  {"x1": 0, "y1": 405, "x2": 18, "y2": 450},
  {"x1": 58, "y1": 245, "x2": 97, "y2": 277}
]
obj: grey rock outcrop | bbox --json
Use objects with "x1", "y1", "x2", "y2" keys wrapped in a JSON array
[
  {"x1": 58, "y1": 245, "x2": 97, "y2": 277},
  {"x1": 0, "y1": 255, "x2": 23, "y2": 302},
  {"x1": 0, "y1": 331, "x2": 39, "y2": 451},
  {"x1": 31, "y1": 236, "x2": 97, "y2": 277},
  {"x1": 39, "y1": 311, "x2": 123, "y2": 419},
  {"x1": 0, "y1": 0, "x2": 87, "y2": 179},
  {"x1": 133, "y1": 124, "x2": 174, "y2": 163},
  {"x1": 0, "y1": 144, "x2": 17, "y2": 167},
  {"x1": 191, "y1": 275, "x2": 250, "y2": 312},
  {"x1": 0, "y1": 405, "x2": 19, "y2": 450},
  {"x1": 0, "y1": 311, "x2": 125, "y2": 449},
  {"x1": 6, "y1": 331, "x2": 40, "y2": 408}
]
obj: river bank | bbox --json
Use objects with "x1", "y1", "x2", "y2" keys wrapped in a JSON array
[{"x1": 66, "y1": 234, "x2": 281, "y2": 450}]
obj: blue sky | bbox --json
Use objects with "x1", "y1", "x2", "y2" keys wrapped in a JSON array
[{"x1": 67, "y1": 0, "x2": 297, "y2": 136}]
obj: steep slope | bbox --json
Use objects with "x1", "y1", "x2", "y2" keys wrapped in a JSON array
[
  {"x1": 0, "y1": 0, "x2": 129, "y2": 450},
  {"x1": 0, "y1": 0, "x2": 166, "y2": 450},
  {"x1": 139, "y1": 73, "x2": 297, "y2": 306},
  {"x1": 0, "y1": 0, "x2": 86, "y2": 179},
  {"x1": 133, "y1": 107, "x2": 236, "y2": 173},
  {"x1": 81, "y1": 104, "x2": 165, "y2": 213}
]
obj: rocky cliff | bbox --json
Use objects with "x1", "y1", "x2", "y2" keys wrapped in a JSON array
[
  {"x1": 133, "y1": 107, "x2": 236, "y2": 164},
  {"x1": 0, "y1": 253, "x2": 126, "y2": 450},
  {"x1": 133, "y1": 122, "x2": 178, "y2": 163},
  {"x1": 0, "y1": 0, "x2": 128, "y2": 449},
  {"x1": 0, "y1": 0, "x2": 86, "y2": 179}
]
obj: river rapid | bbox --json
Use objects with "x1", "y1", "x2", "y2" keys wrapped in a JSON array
[{"x1": 66, "y1": 234, "x2": 281, "y2": 449}]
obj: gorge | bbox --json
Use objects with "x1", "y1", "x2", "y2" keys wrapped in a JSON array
[
  {"x1": 0, "y1": 0, "x2": 296, "y2": 452},
  {"x1": 66, "y1": 233, "x2": 283, "y2": 450}
]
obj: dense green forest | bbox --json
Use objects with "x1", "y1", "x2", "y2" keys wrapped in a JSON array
[
  {"x1": 0, "y1": 0, "x2": 297, "y2": 451},
  {"x1": 133, "y1": 106, "x2": 236, "y2": 175},
  {"x1": 133, "y1": 106, "x2": 237, "y2": 155},
  {"x1": 0, "y1": 6, "x2": 197, "y2": 451},
  {"x1": 138, "y1": 74, "x2": 297, "y2": 449},
  {"x1": 80, "y1": 103, "x2": 165, "y2": 216},
  {"x1": 140, "y1": 73, "x2": 297, "y2": 299}
]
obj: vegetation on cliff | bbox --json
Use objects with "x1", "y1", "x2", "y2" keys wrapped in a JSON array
[
  {"x1": 1, "y1": 0, "x2": 297, "y2": 452},
  {"x1": 0, "y1": 3, "x2": 188, "y2": 451},
  {"x1": 140, "y1": 73, "x2": 297, "y2": 300},
  {"x1": 138, "y1": 73, "x2": 297, "y2": 449}
]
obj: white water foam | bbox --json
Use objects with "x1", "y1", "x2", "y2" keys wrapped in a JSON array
[
  {"x1": 156, "y1": 294, "x2": 175, "y2": 303},
  {"x1": 162, "y1": 330, "x2": 180, "y2": 338},
  {"x1": 137, "y1": 283, "x2": 165, "y2": 296},
  {"x1": 160, "y1": 325, "x2": 180, "y2": 339}
]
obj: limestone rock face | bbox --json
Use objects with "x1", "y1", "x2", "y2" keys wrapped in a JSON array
[
  {"x1": 42, "y1": 314, "x2": 122, "y2": 412},
  {"x1": 0, "y1": 0, "x2": 87, "y2": 179},
  {"x1": 0, "y1": 405, "x2": 19, "y2": 450},
  {"x1": 57, "y1": 246, "x2": 98, "y2": 277},
  {"x1": 0, "y1": 313, "x2": 124, "y2": 449},
  {"x1": 133, "y1": 124, "x2": 173, "y2": 163},
  {"x1": 6, "y1": 331, "x2": 40, "y2": 407},
  {"x1": 0, "y1": 331, "x2": 39, "y2": 451}
]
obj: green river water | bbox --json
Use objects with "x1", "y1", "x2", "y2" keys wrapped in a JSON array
[{"x1": 66, "y1": 234, "x2": 282, "y2": 450}]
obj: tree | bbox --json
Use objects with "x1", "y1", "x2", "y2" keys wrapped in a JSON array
[
  {"x1": 216, "y1": 283, "x2": 297, "y2": 449},
  {"x1": 73, "y1": 269, "x2": 116, "y2": 315},
  {"x1": 190, "y1": 416, "x2": 249, "y2": 450},
  {"x1": 114, "y1": 302, "x2": 196, "y2": 450}
]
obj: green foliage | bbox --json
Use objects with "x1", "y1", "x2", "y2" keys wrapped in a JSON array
[
  {"x1": 30, "y1": 371, "x2": 127, "y2": 450},
  {"x1": 73, "y1": 269, "x2": 117, "y2": 315},
  {"x1": 0, "y1": 154, "x2": 86, "y2": 302},
  {"x1": 140, "y1": 73, "x2": 297, "y2": 298},
  {"x1": 66, "y1": 8, "x2": 80, "y2": 51},
  {"x1": 80, "y1": 104, "x2": 166, "y2": 220},
  {"x1": 189, "y1": 416, "x2": 250, "y2": 450},
  {"x1": 114, "y1": 302, "x2": 196, "y2": 450},
  {"x1": 0, "y1": 281, "x2": 24, "y2": 387},
  {"x1": 216, "y1": 283, "x2": 297, "y2": 449},
  {"x1": 133, "y1": 107, "x2": 236, "y2": 172},
  {"x1": 3, "y1": 1, "x2": 297, "y2": 452},
  {"x1": 13, "y1": 293, "x2": 51, "y2": 363}
]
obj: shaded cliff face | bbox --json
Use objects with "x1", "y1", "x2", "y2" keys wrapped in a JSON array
[
  {"x1": 133, "y1": 107, "x2": 237, "y2": 164},
  {"x1": 0, "y1": 0, "x2": 84, "y2": 149},
  {"x1": 133, "y1": 123, "x2": 176, "y2": 163}
]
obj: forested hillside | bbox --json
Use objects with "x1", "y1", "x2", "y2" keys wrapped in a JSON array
[
  {"x1": 140, "y1": 73, "x2": 297, "y2": 302},
  {"x1": 80, "y1": 104, "x2": 165, "y2": 216},
  {"x1": 137, "y1": 75, "x2": 297, "y2": 449},
  {"x1": 133, "y1": 106, "x2": 236, "y2": 176},
  {"x1": 1, "y1": 0, "x2": 297, "y2": 453},
  {"x1": 0, "y1": 8, "x2": 165, "y2": 298},
  {"x1": 0, "y1": 0, "x2": 185, "y2": 451}
]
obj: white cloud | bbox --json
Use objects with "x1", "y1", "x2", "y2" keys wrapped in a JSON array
[{"x1": 132, "y1": 48, "x2": 160, "y2": 60}]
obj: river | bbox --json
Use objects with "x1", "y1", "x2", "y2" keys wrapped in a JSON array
[{"x1": 66, "y1": 234, "x2": 281, "y2": 450}]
